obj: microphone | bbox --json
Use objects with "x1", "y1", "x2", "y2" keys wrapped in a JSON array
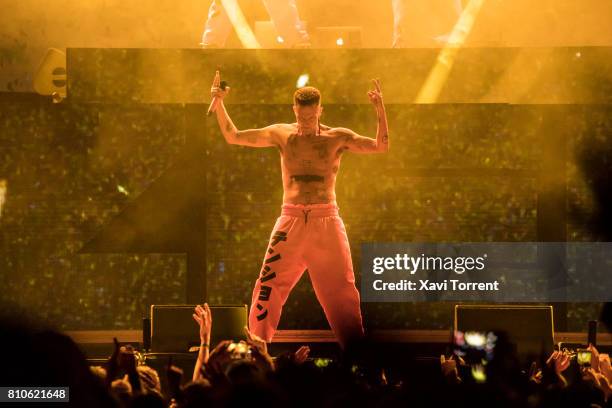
[{"x1": 207, "y1": 80, "x2": 228, "y2": 116}]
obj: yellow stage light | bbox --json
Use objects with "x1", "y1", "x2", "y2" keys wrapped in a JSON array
[
  {"x1": 220, "y1": 0, "x2": 261, "y2": 49},
  {"x1": 0, "y1": 179, "x2": 6, "y2": 219},
  {"x1": 415, "y1": 0, "x2": 485, "y2": 104},
  {"x1": 296, "y1": 74, "x2": 310, "y2": 88}
]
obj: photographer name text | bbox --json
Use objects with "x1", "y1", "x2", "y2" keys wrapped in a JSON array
[{"x1": 372, "y1": 279, "x2": 500, "y2": 292}]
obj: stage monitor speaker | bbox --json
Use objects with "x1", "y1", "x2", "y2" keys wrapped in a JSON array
[
  {"x1": 150, "y1": 304, "x2": 247, "y2": 353},
  {"x1": 454, "y1": 305, "x2": 554, "y2": 360}
]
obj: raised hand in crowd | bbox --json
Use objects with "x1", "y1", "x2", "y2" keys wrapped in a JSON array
[
  {"x1": 192, "y1": 302, "x2": 212, "y2": 381},
  {"x1": 528, "y1": 361, "x2": 543, "y2": 384},
  {"x1": 600, "y1": 352, "x2": 612, "y2": 383},
  {"x1": 245, "y1": 327, "x2": 274, "y2": 372},
  {"x1": 542, "y1": 349, "x2": 571, "y2": 388},
  {"x1": 546, "y1": 350, "x2": 571, "y2": 375},
  {"x1": 583, "y1": 367, "x2": 612, "y2": 401},
  {"x1": 245, "y1": 326, "x2": 268, "y2": 355},
  {"x1": 106, "y1": 338, "x2": 142, "y2": 394},
  {"x1": 166, "y1": 357, "x2": 184, "y2": 400},
  {"x1": 582, "y1": 345, "x2": 612, "y2": 402},
  {"x1": 587, "y1": 343, "x2": 601, "y2": 372},
  {"x1": 204, "y1": 340, "x2": 234, "y2": 382},
  {"x1": 292, "y1": 345, "x2": 310, "y2": 365},
  {"x1": 440, "y1": 354, "x2": 464, "y2": 384}
]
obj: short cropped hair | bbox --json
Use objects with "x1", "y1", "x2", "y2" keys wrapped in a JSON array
[{"x1": 293, "y1": 86, "x2": 321, "y2": 106}]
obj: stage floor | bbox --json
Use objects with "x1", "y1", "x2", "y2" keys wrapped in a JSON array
[{"x1": 68, "y1": 329, "x2": 612, "y2": 345}]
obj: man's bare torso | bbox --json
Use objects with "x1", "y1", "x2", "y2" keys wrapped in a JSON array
[{"x1": 272, "y1": 123, "x2": 348, "y2": 205}]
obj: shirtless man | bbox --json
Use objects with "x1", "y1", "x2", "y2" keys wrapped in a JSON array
[{"x1": 210, "y1": 71, "x2": 389, "y2": 347}]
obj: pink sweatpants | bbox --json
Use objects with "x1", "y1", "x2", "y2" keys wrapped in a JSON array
[{"x1": 248, "y1": 203, "x2": 364, "y2": 347}]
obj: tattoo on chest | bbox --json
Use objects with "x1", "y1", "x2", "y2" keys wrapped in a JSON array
[
  {"x1": 291, "y1": 174, "x2": 324, "y2": 183},
  {"x1": 286, "y1": 133, "x2": 299, "y2": 156},
  {"x1": 287, "y1": 133, "x2": 298, "y2": 146},
  {"x1": 311, "y1": 142, "x2": 328, "y2": 159}
]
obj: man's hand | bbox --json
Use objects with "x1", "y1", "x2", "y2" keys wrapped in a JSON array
[
  {"x1": 367, "y1": 78, "x2": 383, "y2": 108},
  {"x1": 193, "y1": 303, "x2": 212, "y2": 346},
  {"x1": 209, "y1": 70, "x2": 230, "y2": 115},
  {"x1": 208, "y1": 71, "x2": 277, "y2": 148},
  {"x1": 210, "y1": 70, "x2": 230, "y2": 101},
  {"x1": 342, "y1": 77, "x2": 389, "y2": 153}
]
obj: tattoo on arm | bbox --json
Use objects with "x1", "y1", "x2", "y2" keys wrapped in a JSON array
[
  {"x1": 349, "y1": 135, "x2": 377, "y2": 152},
  {"x1": 230, "y1": 126, "x2": 276, "y2": 148},
  {"x1": 337, "y1": 129, "x2": 375, "y2": 153}
]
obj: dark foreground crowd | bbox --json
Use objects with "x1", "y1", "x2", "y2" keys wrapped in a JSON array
[{"x1": 2, "y1": 303, "x2": 611, "y2": 408}]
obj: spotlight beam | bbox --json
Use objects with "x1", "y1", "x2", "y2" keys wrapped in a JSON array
[
  {"x1": 415, "y1": 0, "x2": 485, "y2": 104},
  {"x1": 220, "y1": 0, "x2": 262, "y2": 49}
]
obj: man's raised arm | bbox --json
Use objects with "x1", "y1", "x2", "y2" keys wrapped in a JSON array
[
  {"x1": 341, "y1": 78, "x2": 389, "y2": 154},
  {"x1": 210, "y1": 71, "x2": 277, "y2": 148}
]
